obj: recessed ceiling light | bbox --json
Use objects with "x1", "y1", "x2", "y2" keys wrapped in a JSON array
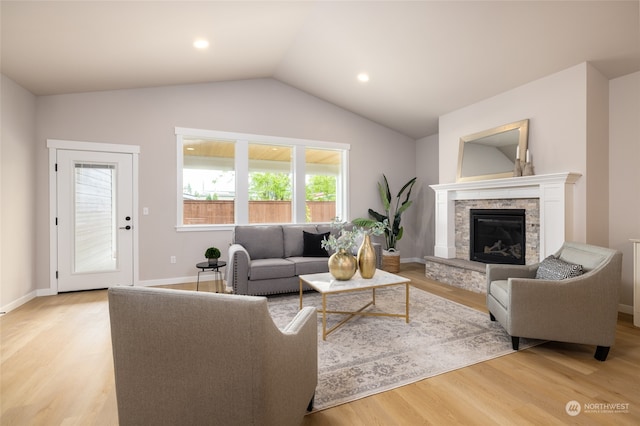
[
  {"x1": 193, "y1": 39, "x2": 209, "y2": 50},
  {"x1": 357, "y1": 73, "x2": 370, "y2": 83}
]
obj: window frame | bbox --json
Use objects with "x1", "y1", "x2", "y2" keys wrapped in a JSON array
[{"x1": 175, "y1": 127, "x2": 350, "y2": 231}]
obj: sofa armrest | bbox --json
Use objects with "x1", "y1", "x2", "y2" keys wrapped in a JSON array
[
  {"x1": 372, "y1": 242, "x2": 383, "y2": 269},
  {"x1": 228, "y1": 244, "x2": 251, "y2": 294}
]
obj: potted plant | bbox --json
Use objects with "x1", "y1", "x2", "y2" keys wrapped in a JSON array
[
  {"x1": 204, "y1": 247, "x2": 221, "y2": 265},
  {"x1": 354, "y1": 174, "x2": 417, "y2": 272}
]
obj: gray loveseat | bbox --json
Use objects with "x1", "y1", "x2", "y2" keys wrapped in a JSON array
[{"x1": 227, "y1": 224, "x2": 382, "y2": 295}]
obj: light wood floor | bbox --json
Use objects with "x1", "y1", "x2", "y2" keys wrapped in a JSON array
[{"x1": 2, "y1": 263, "x2": 639, "y2": 425}]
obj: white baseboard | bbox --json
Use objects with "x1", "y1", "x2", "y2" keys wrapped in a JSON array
[
  {"x1": 401, "y1": 257, "x2": 425, "y2": 264},
  {"x1": 136, "y1": 275, "x2": 199, "y2": 288},
  {"x1": 1, "y1": 290, "x2": 37, "y2": 315},
  {"x1": 618, "y1": 304, "x2": 633, "y2": 315}
]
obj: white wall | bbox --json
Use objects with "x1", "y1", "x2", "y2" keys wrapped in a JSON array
[
  {"x1": 609, "y1": 71, "x2": 640, "y2": 310},
  {"x1": 439, "y1": 63, "x2": 614, "y2": 246},
  {"x1": 1, "y1": 75, "x2": 37, "y2": 312},
  {"x1": 34, "y1": 78, "x2": 417, "y2": 289}
]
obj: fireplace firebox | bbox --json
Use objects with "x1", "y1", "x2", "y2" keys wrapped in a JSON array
[{"x1": 470, "y1": 209, "x2": 526, "y2": 265}]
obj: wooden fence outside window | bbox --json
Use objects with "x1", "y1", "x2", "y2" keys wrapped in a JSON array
[{"x1": 183, "y1": 200, "x2": 336, "y2": 224}]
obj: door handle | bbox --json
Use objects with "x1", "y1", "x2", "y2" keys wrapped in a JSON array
[{"x1": 119, "y1": 225, "x2": 132, "y2": 230}]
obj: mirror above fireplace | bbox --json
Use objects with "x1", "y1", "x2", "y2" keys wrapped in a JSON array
[{"x1": 457, "y1": 119, "x2": 529, "y2": 182}]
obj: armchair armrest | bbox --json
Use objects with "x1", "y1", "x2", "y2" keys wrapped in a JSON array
[
  {"x1": 265, "y1": 305, "x2": 318, "y2": 420},
  {"x1": 228, "y1": 243, "x2": 251, "y2": 294},
  {"x1": 486, "y1": 263, "x2": 538, "y2": 281},
  {"x1": 282, "y1": 306, "x2": 317, "y2": 335},
  {"x1": 486, "y1": 263, "x2": 537, "y2": 294}
]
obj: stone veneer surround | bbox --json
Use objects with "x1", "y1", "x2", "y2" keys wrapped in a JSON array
[
  {"x1": 455, "y1": 198, "x2": 540, "y2": 266},
  {"x1": 426, "y1": 172, "x2": 581, "y2": 293}
]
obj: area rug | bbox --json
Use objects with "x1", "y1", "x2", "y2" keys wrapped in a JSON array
[{"x1": 267, "y1": 286, "x2": 541, "y2": 412}]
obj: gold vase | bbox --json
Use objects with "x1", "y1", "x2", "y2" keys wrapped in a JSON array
[
  {"x1": 357, "y1": 234, "x2": 376, "y2": 279},
  {"x1": 328, "y1": 249, "x2": 357, "y2": 280}
]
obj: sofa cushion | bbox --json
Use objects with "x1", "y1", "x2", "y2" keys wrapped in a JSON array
[
  {"x1": 535, "y1": 255, "x2": 584, "y2": 280},
  {"x1": 234, "y1": 225, "x2": 284, "y2": 260},
  {"x1": 249, "y1": 258, "x2": 296, "y2": 280},
  {"x1": 288, "y1": 257, "x2": 330, "y2": 275},
  {"x1": 283, "y1": 225, "x2": 319, "y2": 258},
  {"x1": 302, "y1": 231, "x2": 330, "y2": 257}
]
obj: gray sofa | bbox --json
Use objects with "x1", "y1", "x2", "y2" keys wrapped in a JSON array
[{"x1": 227, "y1": 223, "x2": 382, "y2": 295}]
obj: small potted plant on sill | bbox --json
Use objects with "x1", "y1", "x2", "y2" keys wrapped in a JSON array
[{"x1": 204, "y1": 247, "x2": 221, "y2": 266}]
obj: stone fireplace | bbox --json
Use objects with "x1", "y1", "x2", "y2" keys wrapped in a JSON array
[{"x1": 425, "y1": 172, "x2": 580, "y2": 293}]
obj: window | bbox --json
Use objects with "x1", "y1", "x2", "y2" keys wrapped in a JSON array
[
  {"x1": 305, "y1": 148, "x2": 341, "y2": 223},
  {"x1": 248, "y1": 143, "x2": 292, "y2": 223},
  {"x1": 176, "y1": 128, "x2": 349, "y2": 229},
  {"x1": 182, "y1": 138, "x2": 236, "y2": 225}
]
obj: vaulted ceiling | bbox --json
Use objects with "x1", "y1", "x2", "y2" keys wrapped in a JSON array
[{"x1": 2, "y1": 1, "x2": 638, "y2": 139}]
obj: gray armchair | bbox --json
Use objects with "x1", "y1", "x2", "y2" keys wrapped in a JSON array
[
  {"x1": 109, "y1": 286, "x2": 317, "y2": 426},
  {"x1": 486, "y1": 242, "x2": 622, "y2": 361}
]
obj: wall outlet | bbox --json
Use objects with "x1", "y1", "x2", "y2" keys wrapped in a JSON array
[{"x1": 170, "y1": 256, "x2": 176, "y2": 264}]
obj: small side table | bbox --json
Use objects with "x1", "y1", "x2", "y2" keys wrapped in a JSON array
[{"x1": 196, "y1": 261, "x2": 227, "y2": 292}]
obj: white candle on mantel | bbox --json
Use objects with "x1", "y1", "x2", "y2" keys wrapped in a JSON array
[
  {"x1": 516, "y1": 146, "x2": 520, "y2": 160},
  {"x1": 526, "y1": 149, "x2": 530, "y2": 163}
]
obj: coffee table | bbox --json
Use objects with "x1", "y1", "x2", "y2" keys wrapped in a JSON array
[{"x1": 299, "y1": 269, "x2": 411, "y2": 340}]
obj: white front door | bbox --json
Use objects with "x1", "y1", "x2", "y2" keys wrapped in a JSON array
[{"x1": 56, "y1": 150, "x2": 134, "y2": 292}]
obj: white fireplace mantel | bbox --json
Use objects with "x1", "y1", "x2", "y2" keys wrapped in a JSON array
[{"x1": 430, "y1": 172, "x2": 582, "y2": 261}]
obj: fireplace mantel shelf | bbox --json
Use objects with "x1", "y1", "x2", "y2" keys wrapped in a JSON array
[
  {"x1": 431, "y1": 172, "x2": 582, "y2": 193},
  {"x1": 430, "y1": 172, "x2": 582, "y2": 261}
]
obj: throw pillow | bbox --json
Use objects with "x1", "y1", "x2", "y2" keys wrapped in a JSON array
[
  {"x1": 303, "y1": 231, "x2": 330, "y2": 257},
  {"x1": 535, "y1": 255, "x2": 584, "y2": 280}
]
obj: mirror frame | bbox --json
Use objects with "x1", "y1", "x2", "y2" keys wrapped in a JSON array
[{"x1": 456, "y1": 119, "x2": 529, "y2": 182}]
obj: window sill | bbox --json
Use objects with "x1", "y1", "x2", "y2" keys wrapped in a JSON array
[{"x1": 176, "y1": 225, "x2": 235, "y2": 232}]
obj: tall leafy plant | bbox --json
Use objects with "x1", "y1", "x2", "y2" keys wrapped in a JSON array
[{"x1": 354, "y1": 175, "x2": 417, "y2": 251}]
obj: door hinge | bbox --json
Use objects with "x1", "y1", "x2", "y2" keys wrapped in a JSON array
[
  {"x1": 55, "y1": 217, "x2": 58, "y2": 226},
  {"x1": 55, "y1": 271, "x2": 59, "y2": 279},
  {"x1": 55, "y1": 163, "x2": 58, "y2": 172}
]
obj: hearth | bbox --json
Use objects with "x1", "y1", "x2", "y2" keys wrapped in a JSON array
[{"x1": 470, "y1": 209, "x2": 525, "y2": 265}]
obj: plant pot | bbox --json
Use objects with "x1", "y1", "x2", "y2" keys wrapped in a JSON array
[
  {"x1": 382, "y1": 249, "x2": 400, "y2": 273},
  {"x1": 328, "y1": 249, "x2": 357, "y2": 280},
  {"x1": 208, "y1": 258, "x2": 219, "y2": 266}
]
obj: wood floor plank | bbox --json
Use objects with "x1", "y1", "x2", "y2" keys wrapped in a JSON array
[{"x1": 2, "y1": 263, "x2": 639, "y2": 425}]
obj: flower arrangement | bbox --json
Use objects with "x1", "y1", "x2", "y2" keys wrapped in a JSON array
[
  {"x1": 320, "y1": 220, "x2": 358, "y2": 253},
  {"x1": 320, "y1": 218, "x2": 387, "y2": 253}
]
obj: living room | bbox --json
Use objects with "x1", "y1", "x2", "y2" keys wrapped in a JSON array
[
  {"x1": 1, "y1": 1, "x2": 638, "y2": 314},
  {"x1": 1, "y1": 1, "x2": 639, "y2": 424}
]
